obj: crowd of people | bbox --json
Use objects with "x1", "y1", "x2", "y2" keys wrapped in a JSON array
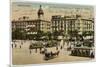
[{"x1": 12, "y1": 40, "x2": 23, "y2": 48}]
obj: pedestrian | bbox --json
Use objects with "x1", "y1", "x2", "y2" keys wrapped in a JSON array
[
  {"x1": 20, "y1": 45, "x2": 21, "y2": 48},
  {"x1": 35, "y1": 48, "x2": 37, "y2": 53},
  {"x1": 56, "y1": 47, "x2": 58, "y2": 50},
  {"x1": 12, "y1": 44, "x2": 13, "y2": 48},
  {"x1": 30, "y1": 50, "x2": 31, "y2": 54},
  {"x1": 40, "y1": 47, "x2": 42, "y2": 52},
  {"x1": 90, "y1": 52, "x2": 94, "y2": 58},
  {"x1": 15, "y1": 44, "x2": 17, "y2": 48},
  {"x1": 50, "y1": 51, "x2": 53, "y2": 55},
  {"x1": 60, "y1": 46, "x2": 62, "y2": 50}
]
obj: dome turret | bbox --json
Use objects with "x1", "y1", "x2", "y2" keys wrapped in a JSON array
[{"x1": 37, "y1": 5, "x2": 44, "y2": 18}]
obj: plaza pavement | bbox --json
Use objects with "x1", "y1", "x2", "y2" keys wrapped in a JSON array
[{"x1": 12, "y1": 40, "x2": 93, "y2": 65}]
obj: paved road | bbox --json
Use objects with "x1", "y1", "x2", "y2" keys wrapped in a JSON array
[{"x1": 12, "y1": 40, "x2": 93, "y2": 65}]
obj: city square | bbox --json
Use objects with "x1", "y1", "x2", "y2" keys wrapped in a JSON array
[
  {"x1": 12, "y1": 40, "x2": 93, "y2": 65},
  {"x1": 11, "y1": 2, "x2": 95, "y2": 65}
]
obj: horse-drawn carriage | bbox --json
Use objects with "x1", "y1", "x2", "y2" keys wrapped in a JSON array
[{"x1": 44, "y1": 51, "x2": 60, "y2": 60}]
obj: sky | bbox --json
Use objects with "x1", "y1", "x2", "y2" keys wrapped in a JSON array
[
  {"x1": 11, "y1": 0, "x2": 94, "y2": 21},
  {"x1": 11, "y1": 0, "x2": 95, "y2": 5}
]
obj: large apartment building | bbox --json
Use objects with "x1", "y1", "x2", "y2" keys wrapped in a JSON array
[
  {"x1": 12, "y1": 5, "x2": 51, "y2": 35},
  {"x1": 51, "y1": 15, "x2": 94, "y2": 35}
]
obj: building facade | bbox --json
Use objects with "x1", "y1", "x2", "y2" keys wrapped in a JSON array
[
  {"x1": 12, "y1": 5, "x2": 51, "y2": 35},
  {"x1": 12, "y1": 5, "x2": 94, "y2": 40},
  {"x1": 51, "y1": 15, "x2": 94, "y2": 36}
]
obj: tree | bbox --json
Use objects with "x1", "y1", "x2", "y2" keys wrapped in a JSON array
[
  {"x1": 45, "y1": 31, "x2": 52, "y2": 40},
  {"x1": 52, "y1": 31, "x2": 59, "y2": 40},
  {"x1": 35, "y1": 30, "x2": 44, "y2": 40},
  {"x1": 12, "y1": 28, "x2": 26, "y2": 40}
]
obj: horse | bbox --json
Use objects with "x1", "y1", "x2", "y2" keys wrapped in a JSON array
[
  {"x1": 56, "y1": 51, "x2": 60, "y2": 56},
  {"x1": 44, "y1": 50, "x2": 60, "y2": 60},
  {"x1": 53, "y1": 51, "x2": 60, "y2": 56},
  {"x1": 44, "y1": 52, "x2": 51, "y2": 60},
  {"x1": 50, "y1": 51, "x2": 60, "y2": 57},
  {"x1": 40, "y1": 50, "x2": 45, "y2": 54}
]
